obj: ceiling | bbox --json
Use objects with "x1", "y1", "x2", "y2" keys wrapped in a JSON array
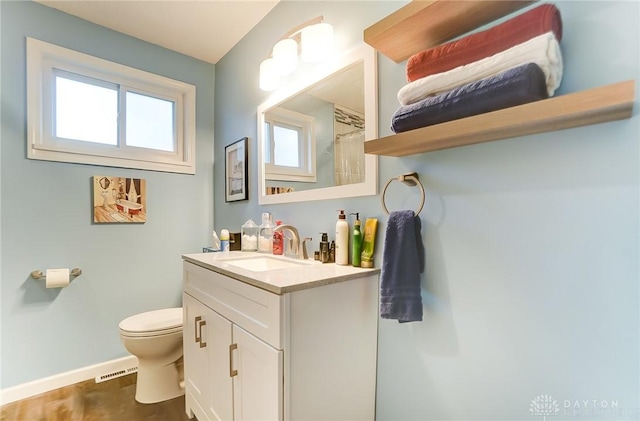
[
  {"x1": 305, "y1": 61, "x2": 364, "y2": 113},
  {"x1": 35, "y1": 0, "x2": 281, "y2": 64}
]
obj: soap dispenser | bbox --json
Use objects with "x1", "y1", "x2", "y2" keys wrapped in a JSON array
[
  {"x1": 258, "y1": 212, "x2": 276, "y2": 253},
  {"x1": 335, "y1": 210, "x2": 349, "y2": 265}
]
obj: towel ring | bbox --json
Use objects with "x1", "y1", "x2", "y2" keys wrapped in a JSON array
[{"x1": 381, "y1": 172, "x2": 425, "y2": 216}]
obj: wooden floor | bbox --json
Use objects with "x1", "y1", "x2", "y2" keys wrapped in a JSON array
[
  {"x1": 93, "y1": 204, "x2": 146, "y2": 224},
  {"x1": 0, "y1": 374, "x2": 191, "y2": 421}
]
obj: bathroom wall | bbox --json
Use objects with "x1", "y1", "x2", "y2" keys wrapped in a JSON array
[
  {"x1": 215, "y1": 1, "x2": 639, "y2": 420},
  {"x1": 0, "y1": 2, "x2": 214, "y2": 388}
]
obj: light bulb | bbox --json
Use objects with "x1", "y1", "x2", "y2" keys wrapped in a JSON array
[
  {"x1": 301, "y1": 22, "x2": 333, "y2": 63},
  {"x1": 259, "y1": 58, "x2": 279, "y2": 91},
  {"x1": 272, "y1": 38, "x2": 298, "y2": 76}
]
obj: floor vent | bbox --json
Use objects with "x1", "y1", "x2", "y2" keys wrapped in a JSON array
[{"x1": 95, "y1": 365, "x2": 138, "y2": 383}]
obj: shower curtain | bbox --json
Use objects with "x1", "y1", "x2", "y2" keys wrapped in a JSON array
[{"x1": 334, "y1": 129, "x2": 365, "y2": 186}]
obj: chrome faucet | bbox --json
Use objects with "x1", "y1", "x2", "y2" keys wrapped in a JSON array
[{"x1": 273, "y1": 224, "x2": 309, "y2": 260}]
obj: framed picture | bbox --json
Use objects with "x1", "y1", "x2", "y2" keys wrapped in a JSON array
[
  {"x1": 225, "y1": 137, "x2": 248, "y2": 202},
  {"x1": 92, "y1": 176, "x2": 146, "y2": 223}
]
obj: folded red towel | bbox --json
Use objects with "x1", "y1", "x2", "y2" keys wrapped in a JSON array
[{"x1": 406, "y1": 3, "x2": 562, "y2": 82}]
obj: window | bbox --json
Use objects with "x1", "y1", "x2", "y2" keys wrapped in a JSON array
[
  {"x1": 264, "y1": 107, "x2": 316, "y2": 182},
  {"x1": 27, "y1": 38, "x2": 196, "y2": 174}
]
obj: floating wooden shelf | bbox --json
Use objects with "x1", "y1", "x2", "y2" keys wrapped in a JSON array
[
  {"x1": 363, "y1": 0, "x2": 534, "y2": 63},
  {"x1": 364, "y1": 80, "x2": 636, "y2": 157},
  {"x1": 363, "y1": 1, "x2": 636, "y2": 157}
]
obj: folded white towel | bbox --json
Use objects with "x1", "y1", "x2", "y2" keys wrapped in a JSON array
[{"x1": 397, "y1": 31, "x2": 563, "y2": 106}]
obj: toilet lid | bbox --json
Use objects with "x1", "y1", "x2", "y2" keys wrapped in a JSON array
[{"x1": 119, "y1": 307, "x2": 183, "y2": 334}]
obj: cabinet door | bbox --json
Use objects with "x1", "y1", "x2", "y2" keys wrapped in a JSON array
[
  {"x1": 184, "y1": 293, "x2": 234, "y2": 421},
  {"x1": 231, "y1": 325, "x2": 283, "y2": 421},
  {"x1": 207, "y1": 306, "x2": 234, "y2": 421},
  {"x1": 183, "y1": 293, "x2": 211, "y2": 420}
]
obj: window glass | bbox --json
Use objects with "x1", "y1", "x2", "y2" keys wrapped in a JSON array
[
  {"x1": 273, "y1": 125, "x2": 300, "y2": 167},
  {"x1": 55, "y1": 75, "x2": 118, "y2": 145},
  {"x1": 126, "y1": 92, "x2": 175, "y2": 152}
]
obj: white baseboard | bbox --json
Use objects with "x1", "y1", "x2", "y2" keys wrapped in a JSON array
[{"x1": 0, "y1": 355, "x2": 138, "y2": 406}]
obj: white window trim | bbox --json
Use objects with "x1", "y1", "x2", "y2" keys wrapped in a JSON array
[
  {"x1": 264, "y1": 107, "x2": 316, "y2": 183},
  {"x1": 26, "y1": 37, "x2": 196, "y2": 174}
]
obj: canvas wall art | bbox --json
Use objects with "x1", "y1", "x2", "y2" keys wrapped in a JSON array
[{"x1": 93, "y1": 176, "x2": 146, "y2": 223}]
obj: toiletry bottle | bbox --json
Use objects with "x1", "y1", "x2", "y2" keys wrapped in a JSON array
[
  {"x1": 335, "y1": 210, "x2": 349, "y2": 265},
  {"x1": 360, "y1": 218, "x2": 378, "y2": 268},
  {"x1": 273, "y1": 220, "x2": 284, "y2": 255},
  {"x1": 329, "y1": 240, "x2": 335, "y2": 263},
  {"x1": 350, "y1": 213, "x2": 363, "y2": 267},
  {"x1": 220, "y1": 229, "x2": 230, "y2": 253},
  {"x1": 319, "y1": 233, "x2": 329, "y2": 263},
  {"x1": 258, "y1": 213, "x2": 275, "y2": 253}
]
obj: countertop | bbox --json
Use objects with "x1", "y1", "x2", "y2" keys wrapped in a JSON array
[{"x1": 182, "y1": 251, "x2": 380, "y2": 295}]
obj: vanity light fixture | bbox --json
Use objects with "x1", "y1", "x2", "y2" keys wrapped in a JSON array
[{"x1": 259, "y1": 16, "x2": 334, "y2": 91}]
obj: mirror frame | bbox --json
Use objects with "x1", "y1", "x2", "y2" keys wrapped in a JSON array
[{"x1": 257, "y1": 44, "x2": 378, "y2": 205}]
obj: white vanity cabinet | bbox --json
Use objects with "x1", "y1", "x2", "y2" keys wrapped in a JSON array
[
  {"x1": 183, "y1": 292, "x2": 282, "y2": 421},
  {"x1": 182, "y1": 255, "x2": 379, "y2": 421}
]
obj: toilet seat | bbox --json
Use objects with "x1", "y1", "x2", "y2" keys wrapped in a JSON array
[{"x1": 119, "y1": 307, "x2": 183, "y2": 337}]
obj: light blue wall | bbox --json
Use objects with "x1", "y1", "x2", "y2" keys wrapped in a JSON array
[
  {"x1": 215, "y1": 1, "x2": 639, "y2": 419},
  {"x1": 0, "y1": 1, "x2": 214, "y2": 388},
  {"x1": 1, "y1": 1, "x2": 638, "y2": 418}
]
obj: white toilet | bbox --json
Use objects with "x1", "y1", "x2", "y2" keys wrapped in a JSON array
[{"x1": 119, "y1": 307, "x2": 184, "y2": 404}]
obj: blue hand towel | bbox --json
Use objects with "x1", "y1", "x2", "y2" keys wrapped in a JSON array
[{"x1": 380, "y1": 210, "x2": 425, "y2": 323}]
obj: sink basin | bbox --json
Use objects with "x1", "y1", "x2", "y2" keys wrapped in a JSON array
[{"x1": 222, "y1": 256, "x2": 309, "y2": 272}]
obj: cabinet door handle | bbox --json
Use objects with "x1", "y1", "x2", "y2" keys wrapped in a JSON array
[
  {"x1": 229, "y1": 343, "x2": 238, "y2": 377},
  {"x1": 198, "y1": 319, "x2": 207, "y2": 348},
  {"x1": 194, "y1": 316, "x2": 202, "y2": 343}
]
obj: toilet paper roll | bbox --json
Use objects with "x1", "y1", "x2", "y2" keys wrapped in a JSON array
[{"x1": 46, "y1": 268, "x2": 70, "y2": 288}]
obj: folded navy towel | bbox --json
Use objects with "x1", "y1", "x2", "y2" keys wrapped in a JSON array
[
  {"x1": 380, "y1": 210, "x2": 425, "y2": 323},
  {"x1": 391, "y1": 63, "x2": 549, "y2": 133}
]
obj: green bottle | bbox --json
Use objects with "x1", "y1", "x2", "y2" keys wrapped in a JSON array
[{"x1": 350, "y1": 213, "x2": 363, "y2": 267}]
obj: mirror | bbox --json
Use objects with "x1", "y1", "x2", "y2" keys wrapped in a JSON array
[{"x1": 258, "y1": 45, "x2": 377, "y2": 205}]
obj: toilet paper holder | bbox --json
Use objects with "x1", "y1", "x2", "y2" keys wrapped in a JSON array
[{"x1": 31, "y1": 267, "x2": 82, "y2": 280}]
